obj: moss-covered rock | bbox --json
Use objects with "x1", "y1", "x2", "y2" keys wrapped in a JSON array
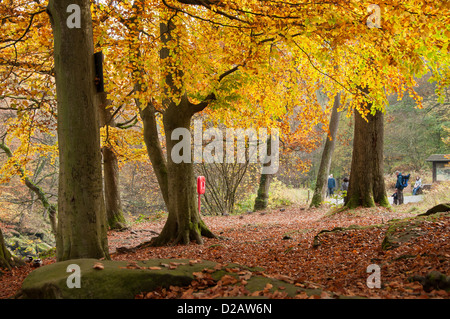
[
  {"x1": 381, "y1": 219, "x2": 425, "y2": 250},
  {"x1": 418, "y1": 203, "x2": 450, "y2": 216},
  {"x1": 18, "y1": 258, "x2": 217, "y2": 299},
  {"x1": 381, "y1": 210, "x2": 450, "y2": 250},
  {"x1": 409, "y1": 271, "x2": 450, "y2": 292},
  {"x1": 5, "y1": 232, "x2": 54, "y2": 258},
  {"x1": 17, "y1": 258, "x2": 356, "y2": 299}
]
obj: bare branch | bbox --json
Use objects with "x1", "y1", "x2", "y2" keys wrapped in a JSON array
[{"x1": 0, "y1": 9, "x2": 46, "y2": 51}]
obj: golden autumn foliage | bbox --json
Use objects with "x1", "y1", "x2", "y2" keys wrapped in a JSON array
[{"x1": 1, "y1": 0, "x2": 449, "y2": 198}]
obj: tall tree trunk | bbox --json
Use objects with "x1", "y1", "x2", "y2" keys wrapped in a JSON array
[
  {"x1": 254, "y1": 137, "x2": 273, "y2": 211},
  {"x1": 139, "y1": 103, "x2": 169, "y2": 207},
  {"x1": 125, "y1": 0, "x2": 170, "y2": 210},
  {"x1": 310, "y1": 93, "x2": 341, "y2": 207},
  {"x1": 103, "y1": 145, "x2": 126, "y2": 229},
  {"x1": 137, "y1": 16, "x2": 216, "y2": 246},
  {"x1": 47, "y1": 0, "x2": 109, "y2": 260},
  {"x1": 345, "y1": 97, "x2": 389, "y2": 209},
  {"x1": 150, "y1": 96, "x2": 215, "y2": 245},
  {"x1": 97, "y1": 92, "x2": 127, "y2": 230},
  {"x1": 128, "y1": 10, "x2": 215, "y2": 246}
]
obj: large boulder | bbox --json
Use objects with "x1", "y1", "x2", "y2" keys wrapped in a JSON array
[
  {"x1": 17, "y1": 258, "x2": 348, "y2": 299},
  {"x1": 418, "y1": 203, "x2": 450, "y2": 216},
  {"x1": 18, "y1": 258, "x2": 216, "y2": 299}
]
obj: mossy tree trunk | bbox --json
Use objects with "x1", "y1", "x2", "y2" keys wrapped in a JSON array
[
  {"x1": 97, "y1": 92, "x2": 127, "y2": 230},
  {"x1": 254, "y1": 137, "x2": 273, "y2": 211},
  {"x1": 47, "y1": 0, "x2": 109, "y2": 260},
  {"x1": 253, "y1": 173, "x2": 273, "y2": 211},
  {"x1": 150, "y1": 17, "x2": 216, "y2": 245},
  {"x1": 0, "y1": 228, "x2": 24, "y2": 270},
  {"x1": 345, "y1": 95, "x2": 389, "y2": 209},
  {"x1": 103, "y1": 145, "x2": 126, "y2": 229},
  {"x1": 131, "y1": 13, "x2": 219, "y2": 246},
  {"x1": 310, "y1": 93, "x2": 341, "y2": 207},
  {"x1": 152, "y1": 96, "x2": 216, "y2": 245}
]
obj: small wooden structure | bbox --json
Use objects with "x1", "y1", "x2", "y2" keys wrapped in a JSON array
[{"x1": 426, "y1": 154, "x2": 450, "y2": 183}]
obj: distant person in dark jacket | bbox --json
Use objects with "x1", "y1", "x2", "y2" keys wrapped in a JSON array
[
  {"x1": 394, "y1": 171, "x2": 404, "y2": 205},
  {"x1": 327, "y1": 174, "x2": 336, "y2": 197},
  {"x1": 341, "y1": 177, "x2": 349, "y2": 203},
  {"x1": 341, "y1": 177, "x2": 349, "y2": 192}
]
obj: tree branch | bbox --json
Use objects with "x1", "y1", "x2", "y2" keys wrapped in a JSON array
[
  {"x1": 116, "y1": 115, "x2": 138, "y2": 129},
  {"x1": 190, "y1": 64, "x2": 241, "y2": 114},
  {"x1": 0, "y1": 9, "x2": 46, "y2": 51},
  {"x1": 0, "y1": 141, "x2": 57, "y2": 234}
]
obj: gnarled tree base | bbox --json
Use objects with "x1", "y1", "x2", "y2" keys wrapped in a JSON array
[
  {"x1": 150, "y1": 218, "x2": 216, "y2": 246},
  {"x1": 1, "y1": 230, "x2": 24, "y2": 270},
  {"x1": 345, "y1": 102, "x2": 388, "y2": 210}
]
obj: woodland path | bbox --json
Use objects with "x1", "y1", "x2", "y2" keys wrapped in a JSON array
[{"x1": 1, "y1": 204, "x2": 449, "y2": 299}]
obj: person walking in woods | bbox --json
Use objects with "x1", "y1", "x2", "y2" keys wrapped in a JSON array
[
  {"x1": 341, "y1": 177, "x2": 349, "y2": 203},
  {"x1": 413, "y1": 176, "x2": 422, "y2": 195},
  {"x1": 327, "y1": 174, "x2": 336, "y2": 197},
  {"x1": 341, "y1": 177, "x2": 349, "y2": 192},
  {"x1": 394, "y1": 171, "x2": 405, "y2": 205}
]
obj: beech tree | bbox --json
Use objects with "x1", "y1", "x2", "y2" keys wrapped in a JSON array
[
  {"x1": 346, "y1": 104, "x2": 388, "y2": 208},
  {"x1": 310, "y1": 93, "x2": 341, "y2": 208},
  {"x1": 97, "y1": 92, "x2": 127, "y2": 230},
  {"x1": 47, "y1": 0, "x2": 109, "y2": 260},
  {"x1": 2, "y1": 0, "x2": 449, "y2": 254}
]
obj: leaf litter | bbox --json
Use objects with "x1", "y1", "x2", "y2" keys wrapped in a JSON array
[{"x1": 1, "y1": 205, "x2": 449, "y2": 299}]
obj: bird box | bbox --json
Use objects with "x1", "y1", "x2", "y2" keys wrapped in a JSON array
[{"x1": 94, "y1": 51, "x2": 104, "y2": 93}]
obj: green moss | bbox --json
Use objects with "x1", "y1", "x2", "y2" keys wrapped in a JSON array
[
  {"x1": 309, "y1": 193, "x2": 322, "y2": 208},
  {"x1": 381, "y1": 210, "x2": 450, "y2": 250},
  {"x1": 378, "y1": 196, "x2": 390, "y2": 208},
  {"x1": 20, "y1": 258, "x2": 217, "y2": 299},
  {"x1": 39, "y1": 247, "x2": 56, "y2": 259},
  {"x1": 108, "y1": 213, "x2": 127, "y2": 230}
]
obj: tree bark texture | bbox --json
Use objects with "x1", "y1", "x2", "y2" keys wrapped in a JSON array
[
  {"x1": 254, "y1": 136, "x2": 274, "y2": 211},
  {"x1": 97, "y1": 93, "x2": 127, "y2": 230},
  {"x1": 152, "y1": 97, "x2": 215, "y2": 245},
  {"x1": 0, "y1": 228, "x2": 24, "y2": 270},
  {"x1": 47, "y1": 0, "x2": 109, "y2": 260},
  {"x1": 345, "y1": 103, "x2": 389, "y2": 209},
  {"x1": 310, "y1": 93, "x2": 341, "y2": 207},
  {"x1": 135, "y1": 17, "x2": 215, "y2": 246}
]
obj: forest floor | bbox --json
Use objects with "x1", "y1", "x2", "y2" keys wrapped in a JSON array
[{"x1": 1, "y1": 202, "x2": 449, "y2": 299}]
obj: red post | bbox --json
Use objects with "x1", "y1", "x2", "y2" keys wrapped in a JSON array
[{"x1": 197, "y1": 176, "x2": 205, "y2": 214}]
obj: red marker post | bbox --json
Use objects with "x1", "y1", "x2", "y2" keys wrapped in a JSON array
[{"x1": 197, "y1": 176, "x2": 206, "y2": 215}]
